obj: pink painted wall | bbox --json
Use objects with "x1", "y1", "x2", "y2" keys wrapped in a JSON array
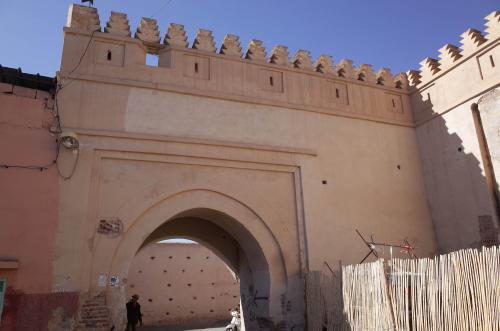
[
  {"x1": 0, "y1": 82, "x2": 66, "y2": 330},
  {"x1": 127, "y1": 242, "x2": 240, "y2": 329}
]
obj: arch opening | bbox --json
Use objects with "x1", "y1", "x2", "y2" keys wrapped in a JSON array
[
  {"x1": 127, "y1": 236, "x2": 242, "y2": 330},
  {"x1": 121, "y1": 208, "x2": 272, "y2": 330}
]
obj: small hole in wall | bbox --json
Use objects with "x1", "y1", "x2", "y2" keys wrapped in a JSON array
[
  {"x1": 200, "y1": 269, "x2": 204, "y2": 272},
  {"x1": 138, "y1": 270, "x2": 142, "y2": 273},
  {"x1": 186, "y1": 256, "x2": 191, "y2": 259},
  {"x1": 148, "y1": 298, "x2": 153, "y2": 302},
  {"x1": 163, "y1": 270, "x2": 167, "y2": 273},
  {"x1": 206, "y1": 256, "x2": 210, "y2": 259},
  {"x1": 194, "y1": 62, "x2": 199, "y2": 73},
  {"x1": 211, "y1": 282, "x2": 215, "y2": 286},
  {"x1": 233, "y1": 295, "x2": 237, "y2": 298},
  {"x1": 130, "y1": 284, "x2": 135, "y2": 288},
  {"x1": 211, "y1": 296, "x2": 215, "y2": 299},
  {"x1": 489, "y1": 55, "x2": 495, "y2": 68},
  {"x1": 168, "y1": 298, "x2": 173, "y2": 301},
  {"x1": 458, "y1": 147, "x2": 463, "y2": 152},
  {"x1": 106, "y1": 50, "x2": 112, "y2": 61},
  {"x1": 165, "y1": 312, "x2": 170, "y2": 315},
  {"x1": 210, "y1": 309, "x2": 214, "y2": 313},
  {"x1": 335, "y1": 88, "x2": 340, "y2": 98},
  {"x1": 188, "y1": 283, "x2": 192, "y2": 287},
  {"x1": 193, "y1": 296, "x2": 197, "y2": 300},
  {"x1": 168, "y1": 256, "x2": 173, "y2": 259},
  {"x1": 167, "y1": 283, "x2": 171, "y2": 287},
  {"x1": 150, "y1": 256, "x2": 155, "y2": 260},
  {"x1": 322, "y1": 180, "x2": 327, "y2": 185},
  {"x1": 190, "y1": 311, "x2": 194, "y2": 314},
  {"x1": 182, "y1": 269, "x2": 185, "y2": 273},
  {"x1": 269, "y1": 76, "x2": 274, "y2": 86},
  {"x1": 397, "y1": 165, "x2": 401, "y2": 170}
]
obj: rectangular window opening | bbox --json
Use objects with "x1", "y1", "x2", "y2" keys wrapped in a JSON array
[
  {"x1": 392, "y1": 99, "x2": 396, "y2": 107},
  {"x1": 489, "y1": 55, "x2": 495, "y2": 68},
  {"x1": 194, "y1": 62, "x2": 199, "y2": 73},
  {"x1": 335, "y1": 88, "x2": 340, "y2": 98},
  {"x1": 269, "y1": 76, "x2": 274, "y2": 86}
]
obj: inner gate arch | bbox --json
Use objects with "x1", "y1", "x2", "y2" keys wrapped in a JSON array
[{"x1": 95, "y1": 189, "x2": 289, "y2": 329}]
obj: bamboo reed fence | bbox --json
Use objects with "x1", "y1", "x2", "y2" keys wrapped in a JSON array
[{"x1": 306, "y1": 246, "x2": 499, "y2": 331}]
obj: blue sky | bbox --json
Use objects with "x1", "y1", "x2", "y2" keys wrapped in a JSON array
[{"x1": 0, "y1": 1, "x2": 497, "y2": 77}]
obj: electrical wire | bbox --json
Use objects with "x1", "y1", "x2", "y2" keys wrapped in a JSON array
[
  {"x1": 151, "y1": 0, "x2": 173, "y2": 18},
  {"x1": 1, "y1": 29, "x2": 96, "y2": 177}
]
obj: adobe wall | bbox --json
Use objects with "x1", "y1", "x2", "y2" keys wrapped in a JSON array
[
  {"x1": 409, "y1": 11, "x2": 500, "y2": 253},
  {"x1": 52, "y1": 5, "x2": 439, "y2": 329},
  {"x1": 126, "y1": 243, "x2": 239, "y2": 329},
  {"x1": 0, "y1": 82, "x2": 79, "y2": 330}
]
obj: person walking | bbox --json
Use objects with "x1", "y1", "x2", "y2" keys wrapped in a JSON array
[
  {"x1": 225, "y1": 305, "x2": 241, "y2": 331},
  {"x1": 126, "y1": 294, "x2": 143, "y2": 331}
]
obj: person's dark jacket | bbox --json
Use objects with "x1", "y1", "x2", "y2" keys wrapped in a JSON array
[{"x1": 126, "y1": 301, "x2": 142, "y2": 324}]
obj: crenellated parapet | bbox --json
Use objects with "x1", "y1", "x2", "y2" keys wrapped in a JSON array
[
  {"x1": 192, "y1": 29, "x2": 216, "y2": 53},
  {"x1": 269, "y1": 46, "x2": 290, "y2": 66},
  {"x1": 67, "y1": 4, "x2": 100, "y2": 32},
  {"x1": 376, "y1": 68, "x2": 394, "y2": 87},
  {"x1": 105, "y1": 12, "x2": 131, "y2": 37},
  {"x1": 292, "y1": 50, "x2": 313, "y2": 70},
  {"x1": 63, "y1": 4, "x2": 408, "y2": 90},
  {"x1": 336, "y1": 59, "x2": 355, "y2": 79},
  {"x1": 244, "y1": 40, "x2": 266, "y2": 62},
  {"x1": 135, "y1": 17, "x2": 161, "y2": 53},
  {"x1": 408, "y1": 10, "x2": 499, "y2": 88},
  {"x1": 164, "y1": 23, "x2": 188, "y2": 48},
  {"x1": 314, "y1": 55, "x2": 335, "y2": 75},
  {"x1": 356, "y1": 64, "x2": 376, "y2": 84},
  {"x1": 220, "y1": 34, "x2": 242, "y2": 57}
]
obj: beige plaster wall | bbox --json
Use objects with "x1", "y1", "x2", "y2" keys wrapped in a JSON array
[
  {"x1": 126, "y1": 242, "x2": 239, "y2": 329},
  {"x1": 52, "y1": 4, "x2": 442, "y2": 328},
  {"x1": 410, "y1": 32, "x2": 500, "y2": 253}
]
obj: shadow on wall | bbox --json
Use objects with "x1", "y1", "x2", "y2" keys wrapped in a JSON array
[{"x1": 412, "y1": 87, "x2": 499, "y2": 253}]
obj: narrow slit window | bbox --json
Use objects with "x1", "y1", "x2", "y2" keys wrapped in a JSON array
[
  {"x1": 106, "y1": 50, "x2": 112, "y2": 61},
  {"x1": 392, "y1": 99, "x2": 396, "y2": 107},
  {"x1": 194, "y1": 62, "x2": 199, "y2": 73},
  {"x1": 489, "y1": 55, "x2": 495, "y2": 68},
  {"x1": 335, "y1": 88, "x2": 340, "y2": 98},
  {"x1": 269, "y1": 76, "x2": 274, "y2": 86},
  {"x1": 427, "y1": 92, "x2": 431, "y2": 102}
]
